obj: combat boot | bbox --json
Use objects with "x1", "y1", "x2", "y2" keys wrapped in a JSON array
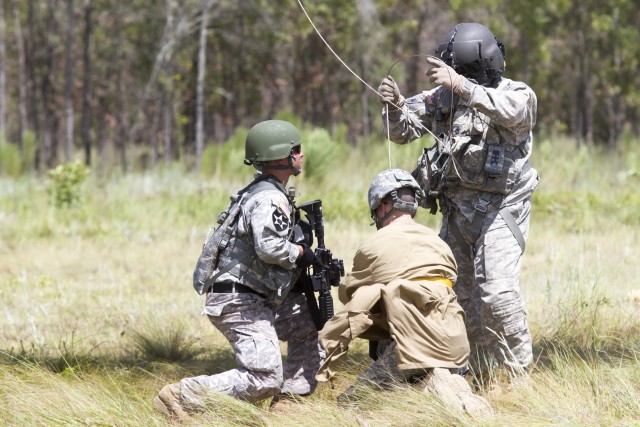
[
  {"x1": 154, "y1": 382, "x2": 191, "y2": 421},
  {"x1": 423, "y1": 368, "x2": 494, "y2": 418}
]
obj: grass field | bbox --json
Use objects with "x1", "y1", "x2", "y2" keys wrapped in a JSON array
[{"x1": 1, "y1": 136, "x2": 640, "y2": 425}]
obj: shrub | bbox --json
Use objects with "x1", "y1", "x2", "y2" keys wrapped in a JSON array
[
  {"x1": 47, "y1": 160, "x2": 91, "y2": 208},
  {"x1": 302, "y1": 127, "x2": 350, "y2": 181},
  {"x1": 200, "y1": 127, "x2": 248, "y2": 178},
  {"x1": 129, "y1": 320, "x2": 198, "y2": 362}
]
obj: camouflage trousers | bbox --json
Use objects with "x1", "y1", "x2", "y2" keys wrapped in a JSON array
[
  {"x1": 179, "y1": 291, "x2": 324, "y2": 405},
  {"x1": 441, "y1": 196, "x2": 533, "y2": 371}
]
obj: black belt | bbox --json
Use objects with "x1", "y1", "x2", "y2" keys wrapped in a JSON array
[{"x1": 208, "y1": 282, "x2": 261, "y2": 296}]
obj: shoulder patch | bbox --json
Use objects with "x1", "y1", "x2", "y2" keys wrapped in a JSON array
[
  {"x1": 270, "y1": 197, "x2": 291, "y2": 233},
  {"x1": 271, "y1": 206, "x2": 291, "y2": 232},
  {"x1": 405, "y1": 93, "x2": 425, "y2": 105}
]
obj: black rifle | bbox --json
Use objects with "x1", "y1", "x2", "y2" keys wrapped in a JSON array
[{"x1": 297, "y1": 200, "x2": 345, "y2": 330}]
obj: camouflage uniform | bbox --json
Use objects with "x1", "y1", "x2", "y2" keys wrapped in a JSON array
[
  {"x1": 179, "y1": 177, "x2": 324, "y2": 406},
  {"x1": 382, "y1": 77, "x2": 539, "y2": 370}
]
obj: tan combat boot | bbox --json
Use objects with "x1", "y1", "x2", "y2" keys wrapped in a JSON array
[
  {"x1": 154, "y1": 382, "x2": 191, "y2": 421},
  {"x1": 423, "y1": 368, "x2": 494, "y2": 418}
]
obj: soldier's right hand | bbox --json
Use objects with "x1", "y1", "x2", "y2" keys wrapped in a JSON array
[{"x1": 378, "y1": 76, "x2": 405, "y2": 110}]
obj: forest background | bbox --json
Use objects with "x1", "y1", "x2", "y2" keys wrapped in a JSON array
[
  {"x1": 0, "y1": 0, "x2": 638, "y2": 173},
  {"x1": 1, "y1": 0, "x2": 640, "y2": 426}
]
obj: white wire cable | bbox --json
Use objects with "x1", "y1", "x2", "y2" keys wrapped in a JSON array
[
  {"x1": 298, "y1": 0, "x2": 400, "y2": 168},
  {"x1": 296, "y1": 0, "x2": 446, "y2": 169},
  {"x1": 297, "y1": 0, "x2": 381, "y2": 98}
]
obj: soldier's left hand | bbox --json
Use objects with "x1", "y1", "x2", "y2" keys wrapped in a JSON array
[
  {"x1": 296, "y1": 244, "x2": 316, "y2": 268},
  {"x1": 426, "y1": 57, "x2": 465, "y2": 94}
]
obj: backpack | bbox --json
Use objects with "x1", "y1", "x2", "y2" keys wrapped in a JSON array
[{"x1": 192, "y1": 176, "x2": 280, "y2": 295}]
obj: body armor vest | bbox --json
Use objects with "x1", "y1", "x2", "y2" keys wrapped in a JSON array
[
  {"x1": 193, "y1": 176, "x2": 294, "y2": 296},
  {"x1": 429, "y1": 89, "x2": 528, "y2": 196}
]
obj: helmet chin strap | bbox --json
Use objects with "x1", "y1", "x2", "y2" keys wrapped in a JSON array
[
  {"x1": 371, "y1": 208, "x2": 395, "y2": 230},
  {"x1": 289, "y1": 155, "x2": 302, "y2": 176},
  {"x1": 256, "y1": 155, "x2": 301, "y2": 176},
  {"x1": 370, "y1": 191, "x2": 418, "y2": 229}
]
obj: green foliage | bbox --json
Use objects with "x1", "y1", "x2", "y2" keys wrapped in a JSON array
[
  {"x1": 200, "y1": 127, "x2": 248, "y2": 178},
  {"x1": 47, "y1": 161, "x2": 91, "y2": 208},
  {"x1": 0, "y1": 139, "x2": 22, "y2": 178},
  {"x1": 301, "y1": 127, "x2": 350, "y2": 181}
]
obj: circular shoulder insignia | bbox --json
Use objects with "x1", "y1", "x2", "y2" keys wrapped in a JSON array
[{"x1": 272, "y1": 208, "x2": 290, "y2": 232}]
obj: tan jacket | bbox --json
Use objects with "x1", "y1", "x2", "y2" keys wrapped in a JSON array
[{"x1": 317, "y1": 216, "x2": 469, "y2": 381}]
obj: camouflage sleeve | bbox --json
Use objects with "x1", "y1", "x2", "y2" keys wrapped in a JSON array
[
  {"x1": 458, "y1": 78, "x2": 537, "y2": 130},
  {"x1": 381, "y1": 90, "x2": 436, "y2": 145},
  {"x1": 244, "y1": 189, "x2": 299, "y2": 270}
]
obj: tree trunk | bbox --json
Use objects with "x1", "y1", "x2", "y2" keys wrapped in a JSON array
[
  {"x1": 356, "y1": 0, "x2": 384, "y2": 145},
  {"x1": 163, "y1": 96, "x2": 173, "y2": 166},
  {"x1": 96, "y1": 96, "x2": 106, "y2": 177},
  {"x1": 64, "y1": 0, "x2": 75, "y2": 161},
  {"x1": 26, "y1": 0, "x2": 41, "y2": 170},
  {"x1": 195, "y1": 0, "x2": 214, "y2": 171},
  {"x1": 573, "y1": 4, "x2": 593, "y2": 145},
  {"x1": 81, "y1": 0, "x2": 92, "y2": 166},
  {"x1": 150, "y1": 106, "x2": 161, "y2": 167},
  {"x1": 163, "y1": 41, "x2": 176, "y2": 167},
  {"x1": 115, "y1": 8, "x2": 128, "y2": 173},
  {"x1": 13, "y1": 0, "x2": 28, "y2": 150},
  {"x1": 130, "y1": 0, "x2": 188, "y2": 146},
  {"x1": 0, "y1": 0, "x2": 6, "y2": 140},
  {"x1": 42, "y1": 1, "x2": 59, "y2": 168}
]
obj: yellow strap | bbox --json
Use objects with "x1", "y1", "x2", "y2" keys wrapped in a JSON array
[{"x1": 409, "y1": 276, "x2": 453, "y2": 288}]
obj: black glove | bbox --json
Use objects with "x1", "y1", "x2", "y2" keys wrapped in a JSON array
[
  {"x1": 296, "y1": 244, "x2": 315, "y2": 268},
  {"x1": 292, "y1": 220, "x2": 313, "y2": 247}
]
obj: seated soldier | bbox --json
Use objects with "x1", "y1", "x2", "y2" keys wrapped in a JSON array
[{"x1": 316, "y1": 168, "x2": 492, "y2": 416}]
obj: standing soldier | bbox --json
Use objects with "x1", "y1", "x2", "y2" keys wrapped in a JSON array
[
  {"x1": 154, "y1": 120, "x2": 323, "y2": 420},
  {"x1": 378, "y1": 23, "x2": 539, "y2": 376}
]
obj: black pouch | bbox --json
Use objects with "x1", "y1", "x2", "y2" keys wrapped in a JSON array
[
  {"x1": 413, "y1": 144, "x2": 449, "y2": 214},
  {"x1": 484, "y1": 145, "x2": 505, "y2": 177}
]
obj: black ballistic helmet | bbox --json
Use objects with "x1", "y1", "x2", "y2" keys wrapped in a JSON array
[{"x1": 435, "y1": 23, "x2": 505, "y2": 86}]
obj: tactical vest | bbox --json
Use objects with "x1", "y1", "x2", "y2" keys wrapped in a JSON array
[
  {"x1": 423, "y1": 88, "x2": 530, "y2": 252},
  {"x1": 193, "y1": 176, "x2": 294, "y2": 296},
  {"x1": 428, "y1": 89, "x2": 528, "y2": 196}
]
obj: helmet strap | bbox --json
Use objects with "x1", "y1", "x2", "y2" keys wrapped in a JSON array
[
  {"x1": 370, "y1": 191, "x2": 417, "y2": 230},
  {"x1": 255, "y1": 156, "x2": 301, "y2": 176},
  {"x1": 288, "y1": 155, "x2": 302, "y2": 177},
  {"x1": 372, "y1": 208, "x2": 395, "y2": 230}
]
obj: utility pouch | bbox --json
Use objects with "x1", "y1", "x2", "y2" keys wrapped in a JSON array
[
  {"x1": 484, "y1": 145, "x2": 505, "y2": 177},
  {"x1": 413, "y1": 140, "x2": 450, "y2": 214}
]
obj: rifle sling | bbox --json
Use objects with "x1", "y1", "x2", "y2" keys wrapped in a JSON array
[{"x1": 300, "y1": 274, "x2": 324, "y2": 331}]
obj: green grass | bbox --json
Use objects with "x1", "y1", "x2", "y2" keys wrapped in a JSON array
[{"x1": 1, "y1": 136, "x2": 640, "y2": 425}]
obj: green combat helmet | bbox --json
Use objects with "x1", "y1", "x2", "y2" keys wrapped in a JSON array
[{"x1": 244, "y1": 120, "x2": 302, "y2": 172}]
